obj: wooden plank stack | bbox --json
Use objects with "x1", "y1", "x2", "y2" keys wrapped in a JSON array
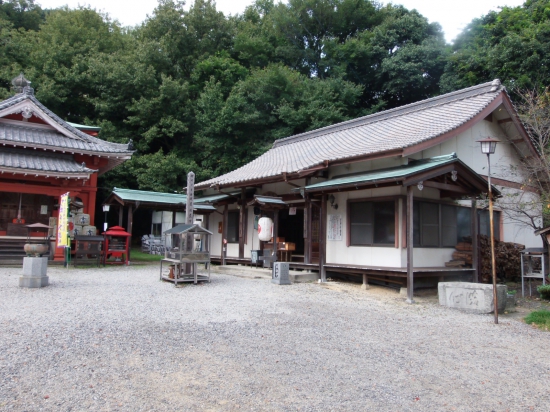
[{"x1": 445, "y1": 242, "x2": 473, "y2": 267}]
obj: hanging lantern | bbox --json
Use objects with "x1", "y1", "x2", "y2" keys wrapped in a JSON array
[{"x1": 258, "y1": 217, "x2": 273, "y2": 242}]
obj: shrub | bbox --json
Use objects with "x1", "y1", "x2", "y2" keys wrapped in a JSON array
[{"x1": 537, "y1": 284, "x2": 550, "y2": 300}]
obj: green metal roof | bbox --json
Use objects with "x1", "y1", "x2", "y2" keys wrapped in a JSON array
[
  {"x1": 253, "y1": 195, "x2": 287, "y2": 205},
  {"x1": 301, "y1": 154, "x2": 458, "y2": 192},
  {"x1": 193, "y1": 191, "x2": 241, "y2": 203},
  {"x1": 193, "y1": 204, "x2": 216, "y2": 211},
  {"x1": 67, "y1": 121, "x2": 101, "y2": 132},
  {"x1": 113, "y1": 187, "x2": 187, "y2": 205},
  {"x1": 110, "y1": 188, "x2": 240, "y2": 207}
]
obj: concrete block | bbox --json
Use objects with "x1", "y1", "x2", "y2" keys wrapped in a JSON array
[
  {"x1": 20, "y1": 257, "x2": 49, "y2": 288},
  {"x1": 19, "y1": 275, "x2": 49, "y2": 288},
  {"x1": 22, "y1": 257, "x2": 48, "y2": 277},
  {"x1": 438, "y1": 282, "x2": 507, "y2": 314}
]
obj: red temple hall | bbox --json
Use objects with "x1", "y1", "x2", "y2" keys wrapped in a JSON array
[{"x1": 0, "y1": 74, "x2": 133, "y2": 261}]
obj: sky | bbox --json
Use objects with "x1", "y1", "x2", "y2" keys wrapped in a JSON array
[{"x1": 36, "y1": 0, "x2": 526, "y2": 43}]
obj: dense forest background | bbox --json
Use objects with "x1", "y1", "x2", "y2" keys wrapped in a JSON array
[{"x1": 2, "y1": 0, "x2": 550, "y2": 196}]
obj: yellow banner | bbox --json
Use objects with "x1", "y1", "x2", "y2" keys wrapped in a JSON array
[{"x1": 57, "y1": 192, "x2": 70, "y2": 247}]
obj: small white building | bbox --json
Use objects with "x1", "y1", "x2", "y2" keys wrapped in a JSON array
[{"x1": 192, "y1": 80, "x2": 540, "y2": 300}]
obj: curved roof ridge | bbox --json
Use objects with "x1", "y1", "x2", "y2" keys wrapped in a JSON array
[
  {"x1": 273, "y1": 80, "x2": 503, "y2": 149},
  {"x1": 27, "y1": 94, "x2": 131, "y2": 152}
]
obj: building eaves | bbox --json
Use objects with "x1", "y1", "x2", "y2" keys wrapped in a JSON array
[{"x1": 0, "y1": 147, "x2": 97, "y2": 177}]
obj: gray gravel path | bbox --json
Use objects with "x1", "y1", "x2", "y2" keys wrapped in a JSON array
[{"x1": 0, "y1": 264, "x2": 549, "y2": 411}]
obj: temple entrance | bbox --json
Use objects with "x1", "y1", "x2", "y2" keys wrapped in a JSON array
[
  {"x1": 278, "y1": 208, "x2": 304, "y2": 260},
  {"x1": 275, "y1": 205, "x2": 320, "y2": 264}
]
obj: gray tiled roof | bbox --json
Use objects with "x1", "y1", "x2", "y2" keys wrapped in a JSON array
[
  {"x1": 0, "y1": 147, "x2": 97, "y2": 176},
  {"x1": 195, "y1": 80, "x2": 505, "y2": 189},
  {"x1": 0, "y1": 123, "x2": 130, "y2": 154},
  {"x1": 0, "y1": 92, "x2": 132, "y2": 155}
]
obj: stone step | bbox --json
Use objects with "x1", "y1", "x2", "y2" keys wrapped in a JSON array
[{"x1": 211, "y1": 264, "x2": 319, "y2": 283}]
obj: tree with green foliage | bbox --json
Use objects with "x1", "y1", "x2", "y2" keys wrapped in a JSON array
[
  {"x1": 441, "y1": 0, "x2": 550, "y2": 92},
  {"x1": 0, "y1": 0, "x2": 454, "y2": 194},
  {"x1": 0, "y1": 0, "x2": 45, "y2": 31}
]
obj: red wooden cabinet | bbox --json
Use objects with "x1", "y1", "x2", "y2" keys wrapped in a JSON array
[{"x1": 102, "y1": 226, "x2": 131, "y2": 265}]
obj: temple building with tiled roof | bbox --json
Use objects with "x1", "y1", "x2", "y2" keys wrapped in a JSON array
[
  {"x1": 193, "y1": 79, "x2": 542, "y2": 301},
  {"x1": 0, "y1": 74, "x2": 133, "y2": 261}
]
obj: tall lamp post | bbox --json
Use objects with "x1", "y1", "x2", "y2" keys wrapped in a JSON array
[
  {"x1": 102, "y1": 204, "x2": 110, "y2": 232},
  {"x1": 478, "y1": 137, "x2": 500, "y2": 324}
]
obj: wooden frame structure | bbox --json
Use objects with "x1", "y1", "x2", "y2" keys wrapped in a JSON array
[{"x1": 159, "y1": 223, "x2": 213, "y2": 285}]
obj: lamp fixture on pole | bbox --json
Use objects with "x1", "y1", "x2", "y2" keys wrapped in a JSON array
[
  {"x1": 477, "y1": 137, "x2": 499, "y2": 324},
  {"x1": 102, "y1": 204, "x2": 110, "y2": 232}
]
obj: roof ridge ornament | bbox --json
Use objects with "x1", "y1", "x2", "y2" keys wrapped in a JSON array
[
  {"x1": 490, "y1": 79, "x2": 501, "y2": 92},
  {"x1": 11, "y1": 73, "x2": 34, "y2": 95}
]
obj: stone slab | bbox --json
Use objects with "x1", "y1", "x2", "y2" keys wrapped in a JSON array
[
  {"x1": 438, "y1": 282, "x2": 507, "y2": 314},
  {"x1": 22, "y1": 257, "x2": 48, "y2": 277},
  {"x1": 19, "y1": 275, "x2": 49, "y2": 288},
  {"x1": 289, "y1": 271, "x2": 319, "y2": 283}
]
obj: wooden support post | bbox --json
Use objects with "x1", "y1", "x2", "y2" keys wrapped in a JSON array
[
  {"x1": 221, "y1": 204, "x2": 228, "y2": 266},
  {"x1": 172, "y1": 209, "x2": 177, "y2": 229},
  {"x1": 361, "y1": 274, "x2": 369, "y2": 290},
  {"x1": 273, "y1": 209, "x2": 279, "y2": 262},
  {"x1": 204, "y1": 213, "x2": 210, "y2": 254},
  {"x1": 185, "y1": 172, "x2": 195, "y2": 278},
  {"x1": 127, "y1": 204, "x2": 133, "y2": 263},
  {"x1": 406, "y1": 186, "x2": 414, "y2": 304},
  {"x1": 320, "y1": 194, "x2": 327, "y2": 282},
  {"x1": 239, "y1": 188, "x2": 245, "y2": 259},
  {"x1": 304, "y1": 194, "x2": 311, "y2": 264},
  {"x1": 471, "y1": 198, "x2": 479, "y2": 283},
  {"x1": 118, "y1": 205, "x2": 123, "y2": 227}
]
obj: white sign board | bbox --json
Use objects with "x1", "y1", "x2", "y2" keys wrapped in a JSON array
[{"x1": 327, "y1": 214, "x2": 342, "y2": 241}]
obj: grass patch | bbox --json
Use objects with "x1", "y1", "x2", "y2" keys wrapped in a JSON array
[
  {"x1": 130, "y1": 248, "x2": 162, "y2": 262},
  {"x1": 524, "y1": 309, "x2": 550, "y2": 331}
]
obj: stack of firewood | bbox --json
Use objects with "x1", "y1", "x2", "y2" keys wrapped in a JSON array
[
  {"x1": 479, "y1": 235, "x2": 525, "y2": 283},
  {"x1": 445, "y1": 236, "x2": 525, "y2": 283},
  {"x1": 445, "y1": 242, "x2": 473, "y2": 267}
]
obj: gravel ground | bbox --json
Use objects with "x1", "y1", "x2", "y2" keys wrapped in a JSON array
[{"x1": 1, "y1": 264, "x2": 549, "y2": 412}]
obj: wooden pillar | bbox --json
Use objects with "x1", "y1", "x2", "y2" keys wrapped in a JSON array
[
  {"x1": 239, "y1": 188, "x2": 245, "y2": 259},
  {"x1": 320, "y1": 194, "x2": 327, "y2": 282},
  {"x1": 127, "y1": 204, "x2": 133, "y2": 263},
  {"x1": 172, "y1": 209, "x2": 177, "y2": 229},
  {"x1": 471, "y1": 198, "x2": 479, "y2": 283},
  {"x1": 273, "y1": 209, "x2": 279, "y2": 262},
  {"x1": 304, "y1": 194, "x2": 311, "y2": 264},
  {"x1": 221, "y1": 204, "x2": 228, "y2": 266},
  {"x1": 118, "y1": 205, "x2": 123, "y2": 226},
  {"x1": 406, "y1": 186, "x2": 414, "y2": 304},
  {"x1": 204, "y1": 213, "x2": 210, "y2": 254}
]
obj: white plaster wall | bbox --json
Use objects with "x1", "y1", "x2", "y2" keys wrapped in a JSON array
[
  {"x1": 420, "y1": 116, "x2": 541, "y2": 248},
  {"x1": 329, "y1": 156, "x2": 408, "y2": 178},
  {"x1": 326, "y1": 187, "x2": 402, "y2": 266},
  {"x1": 405, "y1": 248, "x2": 455, "y2": 267}
]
